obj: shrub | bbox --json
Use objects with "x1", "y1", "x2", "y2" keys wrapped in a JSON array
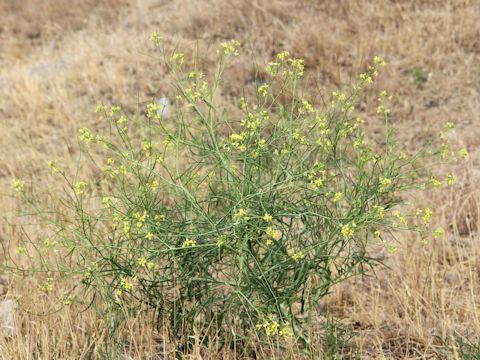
[{"x1": 6, "y1": 38, "x2": 461, "y2": 356}]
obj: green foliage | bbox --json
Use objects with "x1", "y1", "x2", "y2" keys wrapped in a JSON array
[
  {"x1": 440, "y1": 335, "x2": 480, "y2": 360},
  {"x1": 409, "y1": 67, "x2": 428, "y2": 86},
  {"x1": 7, "y1": 40, "x2": 460, "y2": 356}
]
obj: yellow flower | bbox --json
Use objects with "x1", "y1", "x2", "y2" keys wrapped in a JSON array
[
  {"x1": 236, "y1": 208, "x2": 249, "y2": 221},
  {"x1": 310, "y1": 178, "x2": 323, "y2": 190},
  {"x1": 102, "y1": 197, "x2": 111, "y2": 209},
  {"x1": 430, "y1": 176, "x2": 441, "y2": 188},
  {"x1": 266, "y1": 61, "x2": 280, "y2": 76},
  {"x1": 291, "y1": 251, "x2": 305, "y2": 262},
  {"x1": 74, "y1": 181, "x2": 88, "y2": 195},
  {"x1": 276, "y1": 51, "x2": 290, "y2": 61},
  {"x1": 65, "y1": 295, "x2": 74, "y2": 306},
  {"x1": 458, "y1": 148, "x2": 469, "y2": 159},
  {"x1": 154, "y1": 214, "x2": 165, "y2": 225},
  {"x1": 145, "y1": 231, "x2": 154, "y2": 241},
  {"x1": 360, "y1": 73, "x2": 373, "y2": 84},
  {"x1": 172, "y1": 52, "x2": 184, "y2": 64},
  {"x1": 332, "y1": 192, "x2": 343, "y2": 202},
  {"x1": 373, "y1": 55, "x2": 386, "y2": 67},
  {"x1": 374, "y1": 205, "x2": 385, "y2": 219},
  {"x1": 422, "y1": 208, "x2": 433, "y2": 224},
  {"x1": 388, "y1": 245, "x2": 398, "y2": 254},
  {"x1": 182, "y1": 239, "x2": 197, "y2": 248},
  {"x1": 379, "y1": 177, "x2": 392, "y2": 190},
  {"x1": 266, "y1": 226, "x2": 281, "y2": 241},
  {"x1": 263, "y1": 213, "x2": 273, "y2": 222},
  {"x1": 38, "y1": 278, "x2": 54, "y2": 293},
  {"x1": 120, "y1": 277, "x2": 133, "y2": 291},
  {"x1": 444, "y1": 121, "x2": 455, "y2": 130},
  {"x1": 138, "y1": 257, "x2": 147, "y2": 267},
  {"x1": 220, "y1": 40, "x2": 240, "y2": 56},
  {"x1": 47, "y1": 160, "x2": 59, "y2": 174},
  {"x1": 79, "y1": 128, "x2": 94, "y2": 144},
  {"x1": 341, "y1": 223, "x2": 355, "y2": 239},
  {"x1": 11, "y1": 178, "x2": 25, "y2": 193},
  {"x1": 257, "y1": 83, "x2": 269, "y2": 97},
  {"x1": 151, "y1": 31, "x2": 161, "y2": 47},
  {"x1": 298, "y1": 100, "x2": 315, "y2": 114},
  {"x1": 289, "y1": 58, "x2": 305, "y2": 78},
  {"x1": 16, "y1": 247, "x2": 28, "y2": 255},
  {"x1": 216, "y1": 235, "x2": 225, "y2": 247},
  {"x1": 146, "y1": 102, "x2": 159, "y2": 119},
  {"x1": 433, "y1": 227, "x2": 445, "y2": 238},
  {"x1": 446, "y1": 173, "x2": 457, "y2": 185}
]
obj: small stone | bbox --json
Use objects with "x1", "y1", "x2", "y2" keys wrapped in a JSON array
[
  {"x1": 444, "y1": 272, "x2": 460, "y2": 285},
  {"x1": 0, "y1": 300, "x2": 16, "y2": 337},
  {"x1": 157, "y1": 97, "x2": 170, "y2": 120}
]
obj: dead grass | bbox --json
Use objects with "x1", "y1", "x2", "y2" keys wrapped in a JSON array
[{"x1": 1, "y1": 0, "x2": 479, "y2": 358}]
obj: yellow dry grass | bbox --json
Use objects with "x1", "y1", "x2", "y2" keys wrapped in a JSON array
[{"x1": 0, "y1": 0, "x2": 479, "y2": 358}]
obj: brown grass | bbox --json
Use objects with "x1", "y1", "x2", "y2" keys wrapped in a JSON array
[{"x1": 1, "y1": 0, "x2": 479, "y2": 358}]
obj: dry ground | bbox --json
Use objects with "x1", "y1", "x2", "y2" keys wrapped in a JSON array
[{"x1": 0, "y1": 0, "x2": 479, "y2": 358}]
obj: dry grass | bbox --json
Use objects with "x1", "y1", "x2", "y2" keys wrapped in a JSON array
[{"x1": 1, "y1": 0, "x2": 479, "y2": 358}]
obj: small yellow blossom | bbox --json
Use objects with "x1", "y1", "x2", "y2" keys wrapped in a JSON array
[
  {"x1": 310, "y1": 178, "x2": 323, "y2": 190},
  {"x1": 379, "y1": 177, "x2": 392, "y2": 190},
  {"x1": 236, "y1": 208, "x2": 249, "y2": 221},
  {"x1": 182, "y1": 238, "x2": 197, "y2": 248},
  {"x1": 145, "y1": 231, "x2": 154, "y2": 241},
  {"x1": 138, "y1": 257, "x2": 147, "y2": 267},
  {"x1": 38, "y1": 278, "x2": 54, "y2": 293},
  {"x1": 374, "y1": 205, "x2": 385, "y2": 219},
  {"x1": 360, "y1": 73, "x2": 373, "y2": 84},
  {"x1": 388, "y1": 245, "x2": 398, "y2": 254},
  {"x1": 276, "y1": 51, "x2": 290, "y2": 61},
  {"x1": 120, "y1": 277, "x2": 133, "y2": 291},
  {"x1": 43, "y1": 238, "x2": 55, "y2": 250},
  {"x1": 332, "y1": 192, "x2": 343, "y2": 202},
  {"x1": 147, "y1": 102, "x2": 159, "y2": 119},
  {"x1": 151, "y1": 31, "x2": 161, "y2": 47},
  {"x1": 458, "y1": 148, "x2": 469, "y2": 159},
  {"x1": 65, "y1": 295, "x2": 74, "y2": 305},
  {"x1": 216, "y1": 235, "x2": 225, "y2": 247},
  {"x1": 291, "y1": 251, "x2": 305, "y2": 262},
  {"x1": 102, "y1": 197, "x2": 111, "y2": 209},
  {"x1": 83, "y1": 271, "x2": 92, "y2": 280},
  {"x1": 263, "y1": 213, "x2": 273, "y2": 222},
  {"x1": 74, "y1": 181, "x2": 88, "y2": 195},
  {"x1": 257, "y1": 83, "x2": 269, "y2": 97},
  {"x1": 373, "y1": 55, "x2": 386, "y2": 67},
  {"x1": 444, "y1": 121, "x2": 455, "y2": 130},
  {"x1": 423, "y1": 208, "x2": 433, "y2": 224},
  {"x1": 220, "y1": 40, "x2": 240, "y2": 56},
  {"x1": 433, "y1": 227, "x2": 445, "y2": 238},
  {"x1": 48, "y1": 160, "x2": 59, "y2": 174},
  {"x1": 289, "y1": 58, "x2": 305, "y2": 78},
  {"x1": 16, "y1": 247, "x2": 28, "y2": 255},
  {"x1": 266, "y1": 226, "x2": 282, "y2": 242},
  {"x1": 11, "y1": 178, "x2": 25, "y2": 193},
  {"x1": 341, "y1": 223, "x2": 355, "y2": 239},
  {"x1": 298, "y1": 100, "x2": 315, "y2": 115},
  {"x1": 79, "y1": 128, "x2": 94, "y2": 144},
  {"x1": 266, "y1": 61, "x2": 280, "y2": 76},
  {"x1": 172, "y1": 52, "x2": 184, "y2": 64},
  {"x1": 430, "y1": 176, "x2": 441, "y2": 188},
  {"x1": 154, "y1": 214, "x2": 165, "y2": 225},
  {"x1": 446, "y1": 173, "x2": 457, "y2": 185}
]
